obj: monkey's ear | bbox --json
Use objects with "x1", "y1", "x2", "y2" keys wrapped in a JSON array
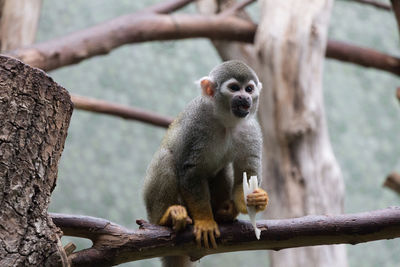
[
  {"x1": 258, "y1": 82, "x2": 263, "y2": 91},
  {"x1": 199, "y1": 77, "x2": 215, "y2": 97}
]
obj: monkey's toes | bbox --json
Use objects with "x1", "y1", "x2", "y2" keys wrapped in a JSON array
[{"x1": 194, "y1": 219, "x2": 220, "y2": 248}]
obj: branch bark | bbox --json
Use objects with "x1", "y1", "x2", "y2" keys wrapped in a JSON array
[
  {"x1": 71, "y1": 95, "x2": 172, "y2": 128},
  {"x1": 49, "y1": 207, "x2": 400, "y2": 266},
  {"x1": 5, "y1": 9, "x2": 400, "y2": 76}
]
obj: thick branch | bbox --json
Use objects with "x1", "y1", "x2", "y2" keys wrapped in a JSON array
[
  {"x1": 350, "y1": 0, "x2": 392, "y2": 11},
  {"x1": 71, "y1": 95, "x2": 172, "y2": 128},
  {"x1": 7, "y1": 12, "x2": 400, "y2": 76},
  {"x1": 384, "y1": 172, "x2": 400, "y2": 194},
  {"x1": 50, "y1": 207, "x2": 400, "y2": 266},
  {"x1": 326, "y1": 40, "x2": 400, "y2": 76},
  {"x1": 7, "y1": 14, "x2": 255, "y2": 72}
]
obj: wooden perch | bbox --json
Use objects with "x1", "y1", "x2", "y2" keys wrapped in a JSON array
[
  {"x1": 351, "y1": 0, "x2": 392, "y2": 11},
  {"x1": 71, "y1": 95, "x2": 172, "y2": 128},
  {"x1": 50, "y1": 207, "x2": 400, "y2": 266},
  {"x1": 384, "y1": 172, "x2": 400, "y2": 194},
  {"x1": 5, "y1": 5, "x2": 400, "y2": 76}
]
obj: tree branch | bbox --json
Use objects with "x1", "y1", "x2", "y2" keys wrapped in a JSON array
[
  {"x1": 384, "y1": 172, "x2": 400, "y2": 194},
  {"x1": 144, "y1": 0, "x2": 196, "y2": 14},
  {"x1": 350, "y1": 0, "x2": 392, "y2": 11},
  {"x1": 71, "y1": 95, "x2": 172, "y2": 128},
  {"x1": 50, "y1": 207, "x2": 400, "y2": 266},
  {"x1": 6, "y1": 11, "x2": 400, "y2": 77},
  {"x1": 326, "y1": 40, "x2": 400, "y2": 76},
  {"x1": 6, "y1": 13, "x2": 255, "y2": 72},
  {"x1": 219, "y1": 0, "x2": 257, "y2": 17},
  {"x1": 397, "y1": 87, "x2": 400, "y2": 102}
]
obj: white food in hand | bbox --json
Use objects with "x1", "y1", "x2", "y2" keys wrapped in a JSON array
[{"x1": 243, "y1": 172, "x2": 261, "y2": 239}]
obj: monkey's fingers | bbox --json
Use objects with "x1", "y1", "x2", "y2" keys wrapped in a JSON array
[
  {"x1": 194, "y1": 227, "x2": 202, "y2": 248},
  {"x1": 172, "y1": 217, "x2": 184, "y2": 231},
  {"x1": 247, "y1": 189, "x2": 269, "y2": 206},
  {"x1": 247, "y1": 195, "x2": 268, "y2": 205}
]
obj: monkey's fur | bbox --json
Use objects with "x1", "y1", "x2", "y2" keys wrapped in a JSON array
[{"x1": 143, "y1": 60, "x2": 268, "y2": 267}]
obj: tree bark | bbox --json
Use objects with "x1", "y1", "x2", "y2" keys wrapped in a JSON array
[
  {"x1": 254, "y1": 0, "x2": 347, "y2": 266},
  {"x1": 0, "y1": 55, "x2": 73, "y2": 266},
  {"x1": 0, "y1": 0, "x2": 42, "y2": 51}
]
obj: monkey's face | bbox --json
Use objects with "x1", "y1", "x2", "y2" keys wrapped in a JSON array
[{"x1": 218, "y1": 78, "x2": 261, "y2": 119}]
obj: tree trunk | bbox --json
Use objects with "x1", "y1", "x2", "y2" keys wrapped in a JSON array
[
  {"x1": 254, "y1": 0, "x2": 347, "y2": 266},
  {"x1": 0, "y1": 55, "x2": 73, "y2": 266},
  {"x1": 0, "y1": 0, "x2": 42, "y2": 51}
]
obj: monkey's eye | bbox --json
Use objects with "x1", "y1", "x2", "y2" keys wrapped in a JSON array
[
  {"x1": 228, "y1": 84, "x2": 240, "y2": 92},
  {"x1": 245, "y1": 85, "x2": 254, "y2": 93}
]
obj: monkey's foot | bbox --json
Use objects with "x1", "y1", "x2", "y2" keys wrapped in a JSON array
[
  {"x1": 247, "y1": 188, "x2": 269, "y2": 212},
  {"x1": 215, "y1": 200, "x2": 238, "y2": 222},
  {"x1": 159, "y1": 205, "x2": 192, "y2": 231},
  {"x1": 193, "y1": 219, "x2": 220, "y2": 249}
]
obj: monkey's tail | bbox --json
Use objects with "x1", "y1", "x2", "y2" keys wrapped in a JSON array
[{"x1": 162, "y1": 256, "x2": 195, "y2": 267}]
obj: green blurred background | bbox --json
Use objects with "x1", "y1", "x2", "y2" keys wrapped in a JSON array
[{"x1": 37, "y1": 0, "x2": 400, "y2": 266}]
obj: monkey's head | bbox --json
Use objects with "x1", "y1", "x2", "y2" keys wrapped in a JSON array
[{"x1": 199, "y1": 60, "x2": 262, "y2": 123}]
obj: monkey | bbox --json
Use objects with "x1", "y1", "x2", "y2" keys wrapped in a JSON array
[{"x1": 143, "y1": 60, "x2": 268, "y2": 267}]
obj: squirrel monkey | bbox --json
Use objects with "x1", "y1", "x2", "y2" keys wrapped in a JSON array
[{"x1": 143, "y1": 60, "x2": 268, "y2": 266}]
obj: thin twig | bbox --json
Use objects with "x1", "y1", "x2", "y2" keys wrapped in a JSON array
[
  {"x1": 350, "y1": 0, "x2": 392, "y2": 11},
  {"x1": 145, "y1": 0, "x2": 196, "y2": 14},
  {"x1": 220, "y1": 0, "x2": 257, "y2": 17},
  {"x1": 396, "y1": 87, "x2": 400, "y2": 102},
  {"x1": 71, "y1": 94, "x2": 172, "y2": 128},
  {"x1": 384, "y1": 172, "x2": 400, "y2": 194}
]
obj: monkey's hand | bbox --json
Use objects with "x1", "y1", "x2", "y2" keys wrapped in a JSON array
[
  {"x1": 246, "y1": 188, "x2": 269, "y2": 212},
  {"x1": 215, "y1": 200, "x2": 239, "y2": 223},
  {"x1": 193, "y1": 219, "x2": 220, "y2": 249},
  {"x1": 158, "y1": 205, "x2": 193, "y2": 231}
]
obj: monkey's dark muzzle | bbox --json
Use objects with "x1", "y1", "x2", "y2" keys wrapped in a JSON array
[{"x1": 231, "y1": 97, "x2": 251, "y2": 118}]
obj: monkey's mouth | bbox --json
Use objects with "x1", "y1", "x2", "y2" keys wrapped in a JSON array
[{"x1": 232, "y1": 103, "x2": 250, "y2": 118}]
